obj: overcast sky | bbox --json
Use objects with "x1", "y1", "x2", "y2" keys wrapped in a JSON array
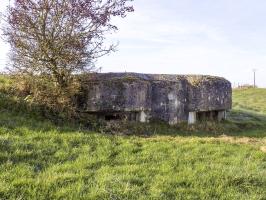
[{"x1": 1, "y1": 0, "x2": 266, "y2": 87}]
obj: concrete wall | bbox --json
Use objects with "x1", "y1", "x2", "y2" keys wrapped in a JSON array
[
  {"x1": 188, "y1": 79, "x2": 232, "y2": 112},
  {"x1": 150, "y1": 80, "x2": 188, "y2": 124},
  {"x1": 82, "y1": 79, "x2": 151, "y2": 112},
  {"x1": 79, "y1": 73, "x2": 232, "y2": 124}
]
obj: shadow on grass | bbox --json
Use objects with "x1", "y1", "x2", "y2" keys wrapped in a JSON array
[
  {"x1": 82, "y1": 110, "x2": 266, "y2": 138},
  {"x1": 1, "y1": 92, "x2": 266, "y2": 138},
  {"x1": 0, "y1": 93, "x2": 80, "y2": 134}
]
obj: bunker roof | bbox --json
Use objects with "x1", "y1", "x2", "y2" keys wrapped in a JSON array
[{"x1": 87, "y1": 72, "x2": 229, "y2": 86}]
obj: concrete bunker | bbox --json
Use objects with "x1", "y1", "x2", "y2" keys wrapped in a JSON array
[{"x1": 79, "y1": 73, "x2": 232, "y2": 125}]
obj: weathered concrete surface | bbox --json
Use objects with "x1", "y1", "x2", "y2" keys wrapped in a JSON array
[
  {"x1": 79, "y1": 73, "x2": 232, "y2": 124},
  {"x1": 187, "y1": 76, "x2": 232, "y2": 112}
]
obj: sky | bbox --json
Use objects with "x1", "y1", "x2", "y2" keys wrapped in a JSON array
[{"x1": 1, "y1": 0, "x2": 266, "y2": 87}]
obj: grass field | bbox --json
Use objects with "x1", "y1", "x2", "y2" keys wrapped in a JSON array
[
  {"x1": 0, "y1": 81, "x2": 265, "y2": 199},
  {"x1": 233, "y1": 88, "x2": 266, "y2": 114}
]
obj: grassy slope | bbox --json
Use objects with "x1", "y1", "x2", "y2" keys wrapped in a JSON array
[
  {"x1": 0, "y1": 81, "x2": 266, "y2": 199},
  {"x1": 233, "y1": 88, "x2": 266, "y2": 114},
  {"x1": 227, "y1": 88, "x2": 266, "y2": 138}
]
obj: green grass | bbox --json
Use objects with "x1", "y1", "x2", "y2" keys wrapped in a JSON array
[
  {"x1": 0, "y1": 74, "x2": 12, "y2": 92},
  {"x1": 233, "y1": 88, "x2": 266, "y2": 114},
  {"x1": 0, "y1": 83, "x2": 266, "y2": 199}
]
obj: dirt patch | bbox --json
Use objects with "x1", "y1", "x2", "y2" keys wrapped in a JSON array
[
  {"x1": 145, "y1": 135, "x2": 266, "y2": 152},
  {"x1": 215, "y1": 135, "x2": 262, "y2": 145},
  {"x1": 260, "y1": 146, "x2": 266, "y2": 153}
]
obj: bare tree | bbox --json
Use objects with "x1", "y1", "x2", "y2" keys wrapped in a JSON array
[
  {"x1": 1, "y1": 0, "x2": 133, "y2": 118},
  {"x1": 3, "y1": 0, "x2": 133, "y2": 87}
]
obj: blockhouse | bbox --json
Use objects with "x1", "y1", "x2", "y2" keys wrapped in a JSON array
[{"x1": 79, "y1": 73, "x2": 232, "y2": 124}]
